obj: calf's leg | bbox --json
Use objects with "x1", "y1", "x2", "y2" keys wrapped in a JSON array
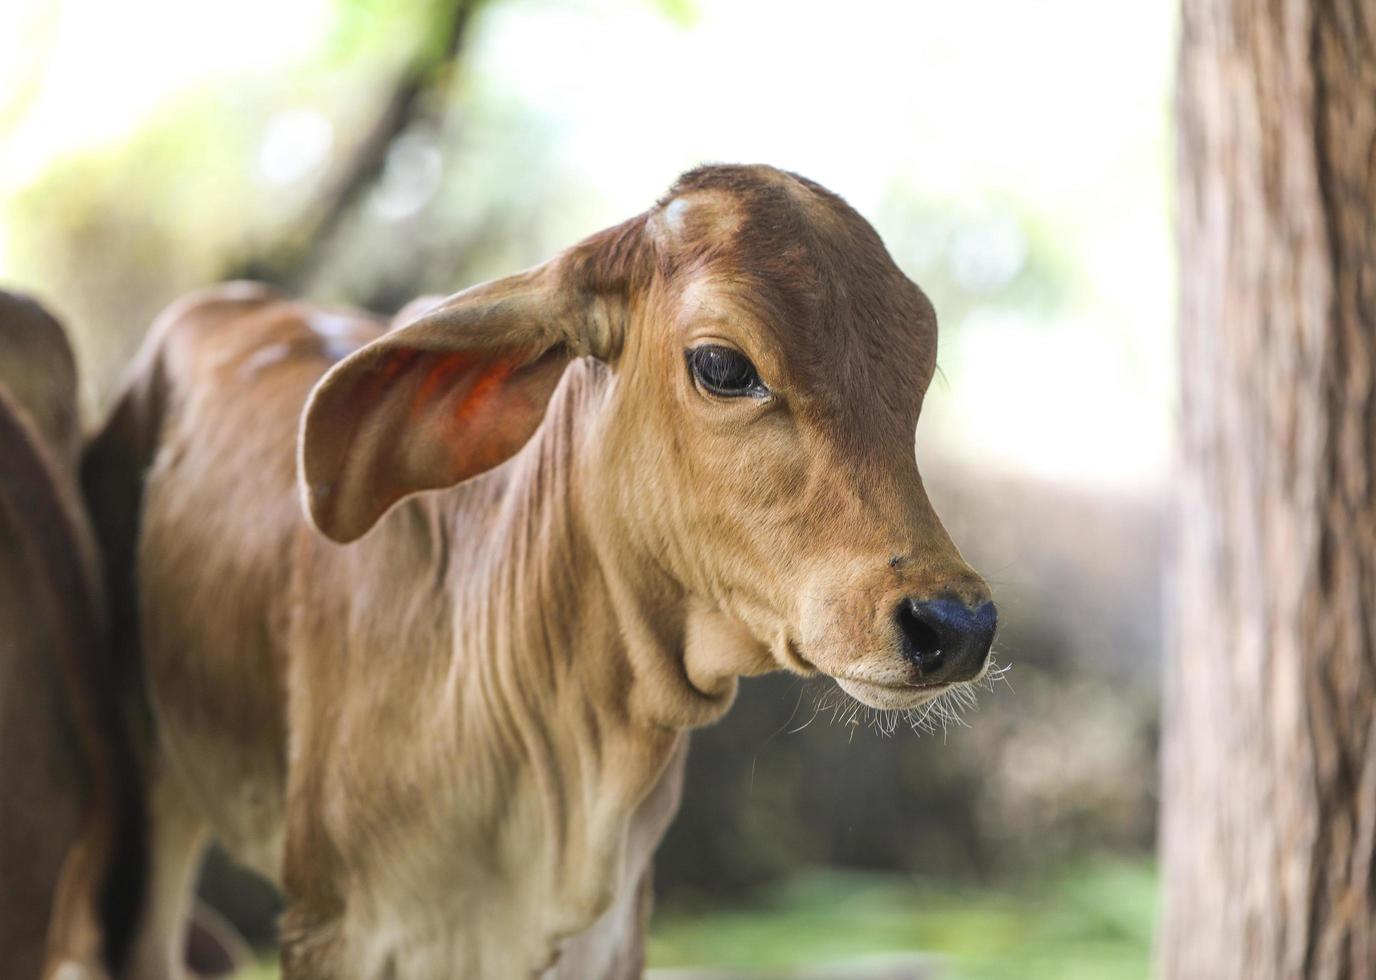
[{"x1": 126, "y1": 772, "x2": 207, "y2": 980}]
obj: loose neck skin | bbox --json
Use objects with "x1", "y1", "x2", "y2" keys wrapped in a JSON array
[
  {"x1": 295, "y1": 359, "x2": 754, "y2": 974},
  {"x1": 439, "y1": 357, "x2": 751, "y2": 738}
]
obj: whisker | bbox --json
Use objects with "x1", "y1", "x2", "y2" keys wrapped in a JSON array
[{"x1": 810, "y1": 649, "x2": 1014, "y2": 742}]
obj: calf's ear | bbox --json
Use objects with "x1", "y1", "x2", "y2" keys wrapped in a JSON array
[{"x1": 299, "y1": 222, "x2": 645, "y2": 543}]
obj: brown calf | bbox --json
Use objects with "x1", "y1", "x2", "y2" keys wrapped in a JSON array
[
  {"x1": 0, "y1": 293, "x2": 142, "y2": 979},
  {"x1": 85, "y1": 165, "x2": 996, "y2": 978}
]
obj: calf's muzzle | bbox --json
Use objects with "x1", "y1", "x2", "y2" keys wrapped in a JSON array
[{"x1": 895, "y1": 597, "x2": 997, "y2": 684}]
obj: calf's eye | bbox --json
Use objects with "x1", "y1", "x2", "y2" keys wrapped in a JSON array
[{"x1": 687, "y1": 345, "x2": 768, "y2": 398}]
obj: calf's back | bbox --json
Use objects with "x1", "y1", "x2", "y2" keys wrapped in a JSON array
[{"x1": 82, "y1": 283, "x2": 386, "y2": 877}]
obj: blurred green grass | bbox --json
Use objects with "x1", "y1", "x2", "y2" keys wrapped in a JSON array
[
  {"x1": 238, "y1": 859, "x2": 1155, "y2": 979},
  {"x1": 649, "y1": 860, "x2": 1156, "y2": 980}
]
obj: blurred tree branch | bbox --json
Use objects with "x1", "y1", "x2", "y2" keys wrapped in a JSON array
[{"x1": 227, "y1": 0, "x2": 484, "y2": 290}]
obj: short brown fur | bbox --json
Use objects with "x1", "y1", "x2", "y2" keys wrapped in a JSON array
[
  {"x1": 87, "y1": 166, "x2": 991, "y2": 979},
  {"x1": 0, "y1": 292, "x2": 142, "y2": 980}
]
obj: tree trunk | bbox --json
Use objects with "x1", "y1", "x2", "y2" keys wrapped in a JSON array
[{"x1": 1162, "y1": 1, "x2": 1376, "y2": 977}]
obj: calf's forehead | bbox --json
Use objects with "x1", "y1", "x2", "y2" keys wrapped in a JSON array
[{"x1": 651, "y1": 168, "x2": 939, "y2": 426}]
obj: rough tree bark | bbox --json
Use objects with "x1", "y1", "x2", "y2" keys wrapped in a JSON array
[{"x1": 1162, "y1": 1, "x2": 1376, "y2": 978}]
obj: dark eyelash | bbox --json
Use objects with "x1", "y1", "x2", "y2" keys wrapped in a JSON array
[{"x1": 686, "y1": 346, "x2": 769, "y2": 398}]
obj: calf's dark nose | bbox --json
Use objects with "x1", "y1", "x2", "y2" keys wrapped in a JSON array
[{"x1": 895, "y1": 598, "x2": 997, "y2": 683}]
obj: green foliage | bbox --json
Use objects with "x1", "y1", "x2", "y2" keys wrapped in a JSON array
[
  {"x1": 875, "y1": 191, "x2": 1075, "y2": 335},
  {"x1": 650, "y1": 0, "x2": 698, "y2": 28},
  {"x1": 324, "y1": 0, "x2": 438, "y2": 67},
  {"x1": 649, "y1": 861, "x2": 1157, "y2": 979}
]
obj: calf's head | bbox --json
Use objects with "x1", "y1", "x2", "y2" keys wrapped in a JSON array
[{"x1": 302, "y1": 164, "x2": 995, "y2": 711}]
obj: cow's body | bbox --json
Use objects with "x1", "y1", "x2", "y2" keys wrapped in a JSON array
[
  {"x1": 0, "y1": 292, "x2": 138, "y2": 980},
  {"x1": 87, "y1": 285, "x2": 697, "y2": 978},
  {"x1": 87, "y1": 165, "x2": 999, "y2": 979}
]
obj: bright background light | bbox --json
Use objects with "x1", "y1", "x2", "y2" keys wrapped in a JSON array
[{"x1": 1, "y1": 0, "x2": 1175, "y2": 489}]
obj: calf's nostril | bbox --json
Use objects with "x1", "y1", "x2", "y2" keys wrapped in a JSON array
[
  {"x1": 895, "y1": 597, "x2": 998, "y2": 682},
  {"x1": 896, "y1": 598, "x2": 946, "y2": 673}
]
